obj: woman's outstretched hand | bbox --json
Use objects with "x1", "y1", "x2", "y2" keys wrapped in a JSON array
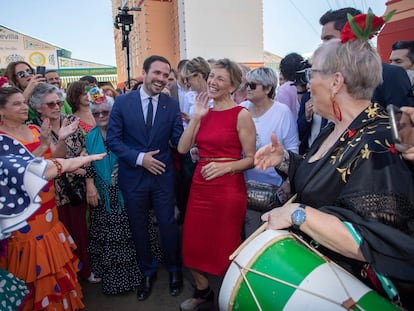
[{"x1": 254, "y1": 132, "x2": 284, "y2": 170}]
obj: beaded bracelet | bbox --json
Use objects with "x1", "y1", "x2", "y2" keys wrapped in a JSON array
[
  {"x1": 275, "y1": 149, "x2": 290, "y2": 175},
  {"x1": 50, "y1": 158, "x2": 63, "y2": 177}
]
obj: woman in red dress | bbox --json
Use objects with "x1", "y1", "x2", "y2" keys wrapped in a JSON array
[{"x1": 178, "y1": 59, "x2": 256, "y2": 310}]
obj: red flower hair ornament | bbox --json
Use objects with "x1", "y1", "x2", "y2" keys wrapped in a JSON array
[
  {"x1": 0, "y1": 77, "x2": 10, "y2": 88},
  {"x1": 340, "y1": 8, "x2": 396, "y2": 43}
]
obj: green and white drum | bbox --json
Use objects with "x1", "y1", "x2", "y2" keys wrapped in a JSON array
[{"x1": 219, "y1": 230, "x2": 400, "y2": 311}]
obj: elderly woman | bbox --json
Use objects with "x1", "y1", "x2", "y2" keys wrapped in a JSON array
[
  {"x1": 84, "y1": 87, "x2": 157, "y2": 294},
  {"x1": 178, "y1": 59, "x2": 256, "y2": 310},
  {"x1": 29, "y1": 83, "x2": 94, "y2": 282},
  {"x1": 255, "y1": 16, "x2": 414, "y2": 309},
  {"x1": 240, "y1": 67, "x2": 299, "y2": 237}
]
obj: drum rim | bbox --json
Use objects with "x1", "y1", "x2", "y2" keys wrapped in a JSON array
[
  {"x1": 220, "y1": 230, "x2": 397, "y2": 311},
  {"x1": 220, "y1": 230, "x2": 292, "y2": 310}
]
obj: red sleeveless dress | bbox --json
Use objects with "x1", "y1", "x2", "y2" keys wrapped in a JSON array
[{"x1": 182, "y1": 106, "x2": 247, "y2": 276}]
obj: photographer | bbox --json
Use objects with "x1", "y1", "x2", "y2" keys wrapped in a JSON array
[{"x1": 296, "y1": 60, "x2": 328, "y2": 155}]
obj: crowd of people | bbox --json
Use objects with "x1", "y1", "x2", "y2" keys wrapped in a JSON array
[{"x1": 0, "y1": 6, "x2": 413, "y2": 311}]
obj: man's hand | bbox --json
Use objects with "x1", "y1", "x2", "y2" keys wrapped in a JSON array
[{"x1": 142, "y1": 150, "x2": 166, "y2": 175}]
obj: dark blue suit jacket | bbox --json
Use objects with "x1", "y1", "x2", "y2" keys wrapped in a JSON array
[
  {"x1": 372, "y1": 63, "x2": 414, "y2": 108},
  {"x1": 106, "y1": 90, "x2": 183, "y2": 193},
  {"x1": 297, "y1": 92, "x2": 328, "y2": 155}
]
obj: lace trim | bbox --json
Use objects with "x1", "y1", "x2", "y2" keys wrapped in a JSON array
[{"x1": 336, "y1": 192, "x2": 414, "y2": 235}]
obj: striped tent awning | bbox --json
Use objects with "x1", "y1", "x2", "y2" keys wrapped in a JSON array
[{"x1": 60, "y1": 74, "x2": 118, "y2": 87}]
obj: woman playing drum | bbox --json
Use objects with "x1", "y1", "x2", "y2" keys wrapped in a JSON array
[{"x1": 255, "y1": 11, "x2": 414, "y2": 309}]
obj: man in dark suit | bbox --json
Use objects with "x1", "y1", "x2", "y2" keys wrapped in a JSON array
[
  {"x1": 297, "y1": 92, "x2": 329, "y2": 155},
  {"x1": 107, "y1": 55, "x2": 184, "y2": 301}
]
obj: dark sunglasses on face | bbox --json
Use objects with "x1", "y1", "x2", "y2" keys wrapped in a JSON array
[
  {"x1": 246, "y1": 82, "x2": 260, "y2": 90},
  {"x1": 92, "y1": 110, "x2": 110, "y2": 118},
  {"x1": 15, "y1": 68, "x2": 34, "y2": 79},
  {"x1": 44, "y1": 100, "x2": 64, "y2": 109}
]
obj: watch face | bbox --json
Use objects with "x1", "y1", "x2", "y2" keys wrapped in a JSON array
[{"x1": 292, "y1": 209, "x2": 306, "y2": 227}]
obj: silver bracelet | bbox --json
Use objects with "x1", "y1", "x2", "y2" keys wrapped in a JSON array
[{"x1": 275, "y1": 149, "x2": 289, "y2": 175}]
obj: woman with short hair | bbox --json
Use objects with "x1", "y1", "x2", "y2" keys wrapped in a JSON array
[
  {"x1": 178, "y1": 59, "x2": 256, "y2": 310},
  {"x1": 255, "y1": 13, "x2": 414, "y2": 309}
]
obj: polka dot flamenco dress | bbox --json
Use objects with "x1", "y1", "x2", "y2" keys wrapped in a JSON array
[{"x1": 0, "y1": 127, "x2": 84, "y2": 311}]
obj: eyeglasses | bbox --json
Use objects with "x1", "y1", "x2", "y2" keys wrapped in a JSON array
[
  {"x1": 246, "y1": 82, "x2": 261, "y2": 90},
  {"x1": 15, "y1": 68, "x2": 34, "y2": 79},
  {"x1": 92, "y1": 110, "x2": 110, "y2": 118},
  {"x1": 304, "y1": 68, "x2": 323, "y2": 83},
  {"x1": 44, "y1": 100, "x2": 63, "y2": 109}
]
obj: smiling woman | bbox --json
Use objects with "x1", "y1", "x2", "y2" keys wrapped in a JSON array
[
  {"x1": 29, "y1": 82, "x2": 95, "y2": 284},
  {"x1": 84, "y1": 86, "x2": 148, "y2": 294},
  {"x1": 177, "y1": 58, "x2": 257, "y2": 310},
  {"x1": 0, "y1": 86, "x2": 85, "y2": 311}
]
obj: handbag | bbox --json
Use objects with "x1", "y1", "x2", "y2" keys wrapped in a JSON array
[{"x1": 245, "y1": 180, "x2": 282, "y2": 212}]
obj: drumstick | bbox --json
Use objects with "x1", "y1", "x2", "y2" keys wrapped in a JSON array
[{"x1": 229, "y1": 194, "x2": 297, "y2": 260}]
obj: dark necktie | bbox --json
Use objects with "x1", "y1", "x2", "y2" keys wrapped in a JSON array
[{"x1": 146, "y1": 97, "x2": 153, "y2": 133}]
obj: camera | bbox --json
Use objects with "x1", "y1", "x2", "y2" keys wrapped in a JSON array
[
  {"x1": 293, "y1": 60, "x2": 311, "y2": 86},
  {"x1": 36, "y1": 66, "x2": 46, "y2": 77}
]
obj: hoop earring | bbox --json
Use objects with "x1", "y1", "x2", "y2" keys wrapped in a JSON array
[{"x1": 331, "y1": 94, "x2": 342, "y2": 121}]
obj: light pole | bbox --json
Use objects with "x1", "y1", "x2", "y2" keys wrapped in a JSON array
[{"x1": 114, "y1": 1, "x2": 142, "y2": 88}]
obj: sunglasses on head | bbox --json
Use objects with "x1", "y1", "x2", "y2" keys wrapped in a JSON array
[
  {"x1": 15, "y1": 68, "x2": 34, "y2": 79},
  {"x1": 44, "y1": 100, "x2": 63, "y2": 109},
  {"x1": 92, "y1": 110, "x2": 110, "y2": 118},
  {"x1": 183, "y1": 73, "x2": 199, "y2": 84},
  {"x1": 246, "y1": 82, "x2": 260, "y2": 90}
]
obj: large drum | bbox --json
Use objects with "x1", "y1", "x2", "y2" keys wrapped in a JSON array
[{"x1": 219, "y1": 230, "x2": 400, "y2": 311}]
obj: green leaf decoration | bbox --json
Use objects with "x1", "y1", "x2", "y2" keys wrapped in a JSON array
[
  {"x1": 347, "y1": 13, "x2": 363, "y2": 39},
  {"x1": 363, "y1": 9, "x2": 374, "y2": 39},
  {"x1": 384, "y1": 9, "x2": 396, "y2": 22}
]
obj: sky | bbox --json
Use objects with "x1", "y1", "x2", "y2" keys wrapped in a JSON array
[{"x1": 0, "y1": 0, "x2": 386, "y2": 67}]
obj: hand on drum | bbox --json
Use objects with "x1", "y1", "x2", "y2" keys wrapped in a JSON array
[
  {"x1": 261, "y1": 203, "x2": 300, "y2": 230},
  {"x1": 254, "y1": 132, "x2": 284, "y2": 170}
]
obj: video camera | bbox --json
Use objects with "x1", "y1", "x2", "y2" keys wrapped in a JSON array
[{"x1": 293, "y1": 60, "x2": 311, "y2": 86}]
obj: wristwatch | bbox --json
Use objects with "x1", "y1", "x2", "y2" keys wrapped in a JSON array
[{"x1": 291, "y1": 204, "x2": 307, "y2": 229}]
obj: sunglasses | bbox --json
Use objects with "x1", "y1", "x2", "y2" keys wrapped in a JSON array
[
  {"x1": 15, "y1": 68, "x2": 34, "y2": 79},
  {"x1": 246, "y1": 82, "x2": 261, "y2": 90},
  {"x1": 183, "y1": 73, "x2": 199, "y2": 84},
  {"x1": 44, "y1": 100, "x2": 64, "y2": 109},
  {"x1": 92, "y1": 110, "x2": 110, "y2": 118}
]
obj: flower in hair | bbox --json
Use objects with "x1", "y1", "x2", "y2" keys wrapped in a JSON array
[
  {"x1": 0, "y1": 77, "x2": 11, "y2": 88},
  {"x1": 87, "y1": 87, "x2": 106, "y2": 105},
  {"x1": 340, "y1": 8, "x2": 395, "y2": 43}
]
